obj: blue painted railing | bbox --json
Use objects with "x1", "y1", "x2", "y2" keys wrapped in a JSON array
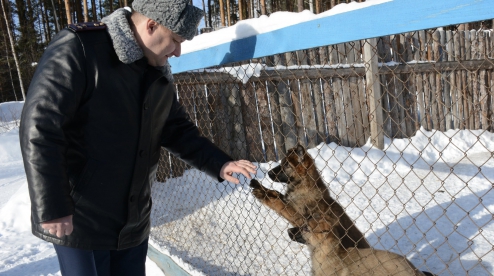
[{"x1": 170, "y1": 0, "x2": 494, "y2": 73}]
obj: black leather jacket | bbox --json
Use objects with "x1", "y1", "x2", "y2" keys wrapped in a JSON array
[{"x1": 19, "y1": 27, "x2": 232, "y2": 250}]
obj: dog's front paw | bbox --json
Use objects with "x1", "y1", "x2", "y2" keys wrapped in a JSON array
[
  {"x1": 249, "y1": 179, "x2": 262, "y2": 189},
  {"x1": 250, "y1": 180, "x2": 266, "y2": 200},
  {"x1": 250, "y1": 179, "x2": 282, "y2": 201}
]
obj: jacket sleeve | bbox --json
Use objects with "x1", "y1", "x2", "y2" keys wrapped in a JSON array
[
  {"x1": 19, "y1": 30, "x2": 87, "y2": 223},
  {"x1": 160, "y1": 94, "x2": 233, "y2": 181}
]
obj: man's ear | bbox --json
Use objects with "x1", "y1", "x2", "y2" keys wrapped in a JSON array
[{"x1": 146, "y1": 19, "x2": 158, "y2": 34}]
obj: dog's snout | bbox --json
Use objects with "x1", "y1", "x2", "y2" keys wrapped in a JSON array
[
  {"x1": 288, "y1": 227, "x2": 306, "y2": 244},
  {"x1": 267, "y1": 169, "x2": 278, "y2": 181},
  {"x1": 268, "y1": 165, "x2": 287, "y2": 182}
]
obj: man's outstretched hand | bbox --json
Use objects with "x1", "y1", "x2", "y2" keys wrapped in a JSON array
[
  {"x1": 220, "y1": 160, "x2": 257, "y2": 184},
  {"x1": 41, "y1": 215, "x2": 73, "y2": 238},
  {"x1": 38, "y1": 161, "x2": 256, "y2": 237}
]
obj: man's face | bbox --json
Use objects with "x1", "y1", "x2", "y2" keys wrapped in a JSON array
[{"x1": 141, "y1": 21, "x2": 185, "y2": 67}]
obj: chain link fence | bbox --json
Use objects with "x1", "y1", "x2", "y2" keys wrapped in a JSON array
[{"x1": 150, "y1": 23, "x2": 494, "y2": 275}]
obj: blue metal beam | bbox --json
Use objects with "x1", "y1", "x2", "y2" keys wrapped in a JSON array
[{"x1": 170, "y1": 0, "x2": 494, "y2": 73}]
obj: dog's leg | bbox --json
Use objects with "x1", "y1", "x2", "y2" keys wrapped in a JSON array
[{"x1": 250, "y1": 179, "x2": 305, "y2": 226}]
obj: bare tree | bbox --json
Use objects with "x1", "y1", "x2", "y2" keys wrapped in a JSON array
[
  {"x1": 58, "y1": 0, "x2": 65, "y2": 28},
  {"x1": 1, "y1": 0, "x2": 26, "y2": 100},
  {"x1": 201, "y1": 0, "x2": 207, "y2": 27},
  {"x1": 50, "y1": 0, "x2": 61, "y2": 31},
  {"x1": 219, "y1": 0, "x2": 225, "y2": 27},
  {"x1": 315, "y1": 0, "x2": 320, "y2": 13},
  {"x1": 2, "y1": 27, "x2": 18, "y2": 101},
  {"x1": 297, "y1": 0, "x2": 303, "y2": 12},
  {"x1": 98, "y1": 0, "x2": 102, "y2": 19},
  {"x1": 91, "y1": 0, "x2": 96, "y2": 21},
  {"x1": 64, "y1": 0, "x2": 72, "y2": 24},
  {"x1": 75, "y1": 0, "x2": 83, "y2": 22},
  {"x1": 226, "y1": 0, "x2": 231, "y2": 26},
  {"x1": 238, "y1": 0, "x2": 243, "y2": 20},
  {"x1": 260, "y1": 0, "x2": 266, "y2": 15},
  {"x1": 41, "y1": 0, "x2": 49, "y2": 41},
  {"x1": 207, "y1": 0, "x2": 212, "y2": 28},
  {"x1": 83, "y1": 0, "x2": 88, "y2": 22}
]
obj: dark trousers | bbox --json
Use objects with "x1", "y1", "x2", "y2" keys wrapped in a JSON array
[{"x1": 53, "y1": 239, "x2": 148, "y2": 276}]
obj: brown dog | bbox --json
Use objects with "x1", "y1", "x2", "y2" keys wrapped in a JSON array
[
  {"x1": 250, "y1": 144, "x2": 429, "y2": 275},
  {"x1": 249, "y1": 144, "x2": 369, "y2": 249}
]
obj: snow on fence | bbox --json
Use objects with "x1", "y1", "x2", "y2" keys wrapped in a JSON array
[{"x1": 149, "y1": 1, "x2": 494, "y2": 275}]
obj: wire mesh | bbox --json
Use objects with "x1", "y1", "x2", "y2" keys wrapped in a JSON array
[{"x1": 150, "y1": 24, "x2": 494, "y2": 275}]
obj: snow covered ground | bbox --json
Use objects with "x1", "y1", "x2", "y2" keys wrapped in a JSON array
[
  {"x1": 1, "y1": 97, "x2": 494, "y2": 276},
  {"x1": 148, "y1": 126, "x2": 494, "y2": 276},
  {"x1": 0, "y1": 102, "x2": 165, "y2": 276}
]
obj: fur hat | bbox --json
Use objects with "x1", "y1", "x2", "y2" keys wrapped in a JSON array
[{"x1": 131, "y1": 0, "x2": 204, "y2": 40}]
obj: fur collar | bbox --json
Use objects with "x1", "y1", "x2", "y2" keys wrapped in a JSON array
[{"x1": 101, "y1": 8, "x2": 174, "y2": 82}]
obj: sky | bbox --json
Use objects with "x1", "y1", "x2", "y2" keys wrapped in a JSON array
[{"x1": 2, "y1": 0, "x2": 494, "y2": 275}]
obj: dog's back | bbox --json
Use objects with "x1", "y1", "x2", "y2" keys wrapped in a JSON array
[
  {"x1": 317, "y1": 248, "x2": 425, "y2": 276},
  {"x1": 295, "y1": 223, "x2": 425, "y2": 276}
]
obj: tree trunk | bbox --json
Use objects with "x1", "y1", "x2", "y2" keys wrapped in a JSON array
[
  {"x1": 260, "y1": 0, "x2": 266, "y2": 15},
  {"x1": 98, "y1": 0, "x2": 102, "y2": 20},
  {"x1": 1, "y1": 0, "x2": 26, "y2": 100},
  {"x1": 226, "y1": 0, "x2": 230, "y2": 26},
  {"x1": 201, "y1": 0, "x2": 207, "y2": 27},
  {"x1": 2, "y1": 19, "x2": 18, "y2": 101},
  {"x1": 250, "y1": 0, "x2": 254, "y2": 18},
  {"x1": 51, "y1": 0, "x2": 60, "y2": 31},
  {"x1": 218, "y1": 0, "x2": 225, "y2": 27},
  {"x1": 64, "y1": 0, "x2": 72, "y2": 24},
  {"x1": 83, "y1": 0, "x2": 88, "y2": 22},
  {"x1": 75, "y1": 0, "x2": 83, "y2": 23},
  {"x1": 40, "y1": 0, "x2": 48, "y2": 41},
  {"x1": 238, "y1": 0, "x2": 243, "y2": 20},
  {"x1": 91, "y1": 0, "x2": 96, "y2": 21},
  {"x1": 42, "y1": 0, "x2": 51, "y2": 40},
  {"x1": 58, "y1": 0, "x2": 65, "y2": 28},
  {"x1": 207, "y1": 0, "x2": 212, "y2": 28},
  {"x1": 297, "y1": 0, "x2": 303, "y2": 12},
  {"x1": 15, "y1": 0, "x2": 29, "y2": 38}
]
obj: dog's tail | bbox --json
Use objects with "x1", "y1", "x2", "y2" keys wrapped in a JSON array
[{"x1": 422, "y1": 271, "x2": 436, "y2": 276}]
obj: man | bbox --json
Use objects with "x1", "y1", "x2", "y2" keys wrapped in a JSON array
[{"x1": 19, "y1": 0, "x2": 256, "y2": 275}]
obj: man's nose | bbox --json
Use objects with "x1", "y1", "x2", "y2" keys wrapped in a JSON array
[{"x1": 172, "y1": 43, "x2": 181, "y2": 57}]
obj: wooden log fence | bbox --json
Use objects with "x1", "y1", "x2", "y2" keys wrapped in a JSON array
[{"x1": 156, "y1": 28, "x2": 494, "y2": 181}]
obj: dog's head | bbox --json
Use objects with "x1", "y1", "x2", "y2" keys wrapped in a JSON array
[{"x1": 268, "y1": 143, "x2": 315, "y2": 183}]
